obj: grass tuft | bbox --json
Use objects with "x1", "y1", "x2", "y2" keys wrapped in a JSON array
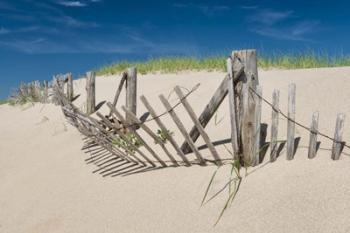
[{"x1": 95, "y1": 53, "x2": 350, "y2": 76}]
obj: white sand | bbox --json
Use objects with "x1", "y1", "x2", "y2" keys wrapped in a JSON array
[{"x1": 1, "y1": 67, "x2": 350, "y2": 232}]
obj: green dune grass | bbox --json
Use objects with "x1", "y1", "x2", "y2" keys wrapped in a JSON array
[
  {"x1": 0, "y1": 99, "x2": 9, "y2": 105},
  {"x1": 95, "y1": 53, "x2": 350, "y2": 76}
]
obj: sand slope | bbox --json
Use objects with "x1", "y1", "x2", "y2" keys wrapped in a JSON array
[{"x1": 1, "y1": 67, "x2": 350, "y2": 233}]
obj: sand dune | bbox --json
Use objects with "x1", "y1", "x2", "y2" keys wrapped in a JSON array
[{"x1": 2, "y1": 67, "x2": 350, "y2": 233}]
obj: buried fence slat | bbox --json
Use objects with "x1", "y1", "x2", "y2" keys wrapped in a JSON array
[
  {"x1": 226, "y1": 57, "x2": 240, "y2": 159},
  {"x1": 286, "y1": 83, "x2": 296, "y2": 160},
  {"x1": 254, "y1": 85, "x2": 262, "y2": 166},
  {"x1": 140, "y1": 95, "x2": 191, "y2": 166},
  {"x1": 126, "y1": 67, "x2": 137, "y2": 128},
  {"x1": 86, "y1": 71, "x2": 96, "y2": 115},
  {"x1": 331, "y1": 113, "x2": 346, "y2": 160},
  {"x1": 173, "y1": 86, "x2": 222, "y2": 165},
  {"x1": 180, "y1": 58, "x2": 244, "y2": 154},
  {"x1": 121, "y1": 106, "x2": 179, "y2": 166},
  {"x1": 107, "y1": 103, "x2": 167, "y2": 167},
  {"x1": 308, "y1": 111, "x2": 319, "y2": 159},
  {"x1": 159, "y1": 94, "x2": 206, "y2": 165},
  {"x1": 270, "y1": 90, "x2": 280, "y2": 162},
  {"x1": 109, "y1": 72, "x2": 127, "y2": 117},
  {"x1": 95, "y1": 111, "x2": 148, "y2": 166},
  {"x1": 67, "y1": 73, "x2": 74, "y2": 102}
]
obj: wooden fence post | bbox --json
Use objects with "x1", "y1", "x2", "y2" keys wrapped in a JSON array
[
  {"x1": 67, "y1": 73, "x2": 74, "y2": 102},
  {"x1": 86, "y1": 71, "x2": 96, "y2": 115},
  {"x1": 44, "y1": 80, "x2": 49, "y2": 103},
  {"x1": 308, "y1": 111, "x2": 319, "y2": 159},
  {"x1": 331, "y1": 113, "x2": 345, "y2": 160},
  {"x1": 126, "y1": 67, "x2": 137, "y2": 127},
  {"x1": 270, "y1": 89, "x2": 280, "y2": 162},
  {"x1": 286, "y1": 83, "x2": 296, "y2": 160},
  {"x1": 233, "y1": 49, "x2": 259, "y2": 166},
  {"x1": 226, "y1": 57, "x2": 240, "y2": 159}
]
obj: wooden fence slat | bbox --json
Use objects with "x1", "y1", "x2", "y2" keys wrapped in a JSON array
[
  {"x1": 126, "y1": 67, "x2": 137, "y2": 128},
  {"x1": 226, "y1": 57, "x2": 240, "y2": 159},
  {"x1": 180, "y1": 59, "x2": 244, "y2": 154},
  {"x1": 174, "y1": 86, "x2": 222, "y2": 165},
  {"x1": 108, "y1": 104, "x2": 167, "y2": 167},
  {"x1": 121, "y1": 106, "x2": 179, "y2": 166},
  {"x1": 159, "y1": 94, "x2": 206, "y2": 165},
  {"x1": 44, "y1": 80, "x2": 49, "y2": 103},
  {"x1": 140, "y1": 95, "x2": 191, "y2": 166},
  {"x1": 67, "y1": 73, "x2": 74, "y2": 101},
  {"x1": 86, "y1": 71, "x2": 96, "y2": 115},
  {"x1": 331, "y1": 113, "x2": 346, "y2": 160},
  {"x1": 286, "y1": 83, "x2": 296, "y2": 160},
  {"x1": 270, "y1": 89, "x2": 280, "y2": 162},
  {"x1": 254, "y1": 85, "x2": 262, "y2": 166},
  {"x1": 109, "y1": 72, "x2": 127, "y2": 117},
  {"x1": 308, "y1": 111, "x2": 319, "y2": 159},
  {"x1": 96, "y1": 111, "x2": 149, "y2": 166}
]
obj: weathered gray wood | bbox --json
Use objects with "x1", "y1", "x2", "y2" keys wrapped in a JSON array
[
  {"x1": 121, "y1": 106, "x2": 179, "y2": 166},
  {"x1": 109, "y1": 72, "x2": 127, "y2": 117},
  {"x1": 254, "y1": 85, "x2": 262, "y2": 166},
  {"x1": 67, "y1": 73, "x2": 74, "y2": 102},
  {"x1": 95, "y1": 112, "x2": 145, "y2": 165},
  {"x1": 235, "y1": 49, "x2": 260, "y2": 166},
  {"x1": 159, "y1": 94, "x2": 206, "y2": 165},
  {"x1": 270, "y1": 89, "x2": 280, "y2": 162},
  {"x1": 308, "y1": 111, "x2": 319, "y2": 159},
  {"x1": 110, "y1": 105, "x2": 167, "y2": 167},
  {"x1": 86, "y1": 71, "x2": 96, "y2": 115},
  {"x1": 286, "y1": 83, "x2": 296, "y2": 160},
  {"x1": 180, "y1": 59, "x2": 244, "y2": 154},
  {"x1": 174, "y1": 86, "x2": 221, "y2": 165},
  {"x1": 140, "y1": 95, "x2": 191, "y2": 166},
  {"x1": 226, "y1": 57, "x2": 240, "y2": 159},
  {"x1": 241, "y1": 84, "x2": 256, "y2": 165},
  {"x1": 126, "y1": 67, "x2": 137, "y2": 127},
  {"x1": 331, "y1": 113, "x2": 346, "y2": 160}
]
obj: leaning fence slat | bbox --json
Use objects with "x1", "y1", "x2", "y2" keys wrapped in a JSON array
[
  {"x1": 86, "y1": 71, "x2": 96, "y2": 115},
  {"x1": 181, "y1": 59, "x2": 244, "y2": 154},
  {"x1": 126, "y1": 67, "x2": 137, "y2": 128},
  {"x1": 270, "y1": 90, "x2": 280, "y2": 162},
  {"x1": 109, "y1": 72, "x2": 127, "y2": 117},
  {"x1": 174, "y1": 86, "x2": 221, "y2": 165},
  {"x1": 159, "y1": 94, "x2": 206, "y2": 165},
  {"x1": 331, "y1": 113, "x2": 346, "y2": 160},
  {"x1": 109, "y1": 105, "x2": 167, "y2": 167},
  {"x1": 254, "y1": 85, "x2": 262, "y2": 166},
  {"x1": 140, "y1": 96, "x2": 191, "y2": 166},
  {"x1": 286, "y1": 83, "x2": 296, "y2": 160},
  {"x1": 67, "y1": 73, "x2": 74, "y2": 101},
  {"x1": 121, "y1": 106, "x2": 179, "y2": 166},
  {"x1": 226, "y1": 57, "x2": 240, "y2": 159},
  {"x1": 308, "y1": 111, "x2": 319, "y2": 159},
  {"x1": 96, "y1": 111, "x2": 149, "y2": 166}
]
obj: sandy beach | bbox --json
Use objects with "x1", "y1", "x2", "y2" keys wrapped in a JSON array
[{"x1": 2, "y1": 67, "x2": 350, "y2": 233}]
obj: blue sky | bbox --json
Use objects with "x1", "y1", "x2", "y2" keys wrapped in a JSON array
[{"x1": 1, "y1": 0, "x2": 350, "y2": 99}]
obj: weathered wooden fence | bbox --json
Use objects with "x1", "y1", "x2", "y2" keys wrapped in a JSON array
[{"x1": 51, "y1": 49, "x2": 348, "y2": 177}]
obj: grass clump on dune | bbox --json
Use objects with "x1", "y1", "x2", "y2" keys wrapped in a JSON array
[
  {"x1": 96, "y1": 53, "x2": 350, "y2": 76},
  {"x1": 0, "y1": 99, "x2": 9, "y2": 105}
]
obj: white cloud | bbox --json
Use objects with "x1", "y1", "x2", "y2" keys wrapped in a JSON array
[{"x1": 57, "y1": 1, "x2": 87, "y2": 7}]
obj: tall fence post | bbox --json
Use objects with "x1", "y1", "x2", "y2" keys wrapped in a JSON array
[
  {"x1": 125, "y1": 67, "x2": 137, "y2": 128},
  {"x1": 86, "y1": 71, "x2": 96, "y2": 115},
  {"x1": 233, "y1": 49, "x2": 259, "y2": 166},
  {"x1": 286, "y1": 83, "x2": 296, "y2": 160},
  {"x1": 270, "y1": 89, "x2": 280, "y2": 162},
  {"x1": 67, "y1": 73, "x2": 74, "y2": 102},
  {"x1": 44, "y1": 80, "x2": 49, "y2": 103}
]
